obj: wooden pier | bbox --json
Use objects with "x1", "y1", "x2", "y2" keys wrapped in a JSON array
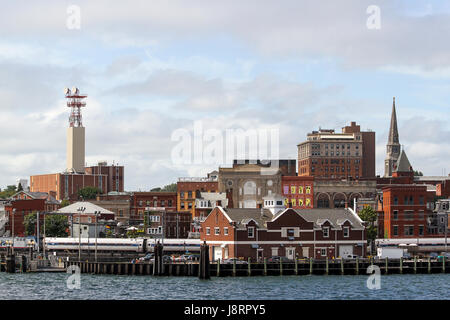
[{"x1": 62, "y1": 257, "x2": 450, "y2": 277}]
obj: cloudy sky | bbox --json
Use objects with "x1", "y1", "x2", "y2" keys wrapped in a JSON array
[{"x1": 0, "y1": 0, "x2": 449, "y2": 191}]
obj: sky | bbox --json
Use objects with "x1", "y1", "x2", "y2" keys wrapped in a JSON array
[{"x1": 0, "y1": 0, "x2": 449, "y2": 191}]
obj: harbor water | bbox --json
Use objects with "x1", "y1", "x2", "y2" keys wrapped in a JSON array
[{"x1": 0, "y1": 273, "x2": 448, "y2": 300}]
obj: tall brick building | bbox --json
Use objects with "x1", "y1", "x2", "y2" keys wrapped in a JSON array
[{"x1": 297, "y1": 122, "x2": 375, "y2": 179}]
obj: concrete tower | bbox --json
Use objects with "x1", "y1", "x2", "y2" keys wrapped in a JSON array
[
  {"x1": 65, "y1": 87, "x2": 86, "y2": 174},
  {"x1": 384, "y1": 97, "x2": 401, "y2": 177}
]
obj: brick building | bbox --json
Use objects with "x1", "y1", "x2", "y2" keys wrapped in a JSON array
[
  {"x1": 297, "y1": 122, "x2": 375, "y2": 179},
  {"x1": 30, "y1": 172, "x2": 108, "y2": 201},
  {"x1": 4, "y1": 191, "x2": 60, "y2": 237},
  {"x1": 281, "y1": 176, "x2": 314, "y2": 209},
  {"x1": 131, "y1": 192, "x2": 177, "y2": 226},
  {"x1": 85, "y1": 161, "x2": 125, "y2": 193},
  {"x1": 200, "y1": 207, "x2": 366, "y2": 261},
  {"x1": 177, "y1": 175, "x2": 219, "y2": 218},
  {"x1": 145, "y1": 210, "x2": 192, "y2": 239}
]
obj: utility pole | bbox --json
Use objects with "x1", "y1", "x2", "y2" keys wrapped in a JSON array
[
  {"x1": 11, "y1": 209, "x2": 15, "y2": 255},
  {"x1": 43, "y1": 212, "x2": 46, "y2": 259},
  {"x1": 77, "y1": 206, "x2": 86, "y2": 262},
  {"x1": 95, "y1": 210, "x2": 99, "y2": 262},
  {"x1": 36, "y1": 211, "x2": 40, "y2": 253}
]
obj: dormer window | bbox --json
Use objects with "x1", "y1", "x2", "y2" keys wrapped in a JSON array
[
  {"x1": 323, "y1": 227, "x2": 329, "y2": 238},
  {"x1": 248, "y1": 227, "x2": 255, "y2": 238},
  {"x1": 343, "y1": 226, "x2": 350, "y2": 237}
]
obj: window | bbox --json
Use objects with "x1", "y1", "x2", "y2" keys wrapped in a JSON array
[
  {"x1": 206, "y1": 227, "x2": 210, "y2": 235},
  {"x1": 393, "y1": 225, "x2": 398, "y2": 236},
  {"x1": 168, "y1": 200, "x2": 173, "y2": 207},
  {"x1": 394, "y1": 197, "x2": 398, "y2": 205},
  {"x1": 161, "y1": 200, "x2": 165, "y2": 207},
  {"x1": 153, "y1": 200, "x2": 158, "y2": 207},
  {"x1": 180, "y1": 202, "x2": 185, "y2": 210},
  {"x1": 320, "y1": 248, "x2": 327, "y2": 257},
  {"x1": 419, "y1": 196, "x2": 424, "y2": 205},
  {"x1": 404, "y1": 226, "x2": 414, "y2": 236},
  {"x1": 323, "y1": 227, "x2": 329, "y2": 238},
  {"x1": 214, "y1": 227, "x2": 220, "y2": 235},
  {"x1": 404, "y1": 211, "x2": 414, "y2": 220},
  {"x1": 188, "y1": 191, "x2": 192, "y2": 198},
  {"x1": 404, "y1": 196, "x2": 408, "y2": 205},
  {"x1": 188, "y1": 202, "x2": 193, "y2": 210},
  {"x1": 419, "y1": 225, "x2": 424, "y2": 236},
  {"x1": 418, "y1": 210, "x2": 424, "y2": 219},
  {"x1": 180, "y1": 192, "x2": 185, "y2": 199},
  {"x1": 224, "y1": 227, "x2": 228, "y2": 236},
  {"x1": 287, "y1": 228, "x2": 295, "y2": 236},
  {"x1": 248, "y1": 227, "x2": 255, "y2": 238},
  {"x1": 393, "y1": 210, "x2": 398, "y2": 220},
  {"x1": 343, "y1": 227, "x2": 349, "y2": 237}
]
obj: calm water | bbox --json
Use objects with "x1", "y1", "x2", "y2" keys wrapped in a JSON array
[{"x1": 0, "y1": 273, "x2": 448, "y2": 300}]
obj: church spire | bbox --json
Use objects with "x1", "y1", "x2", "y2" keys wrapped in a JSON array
[
  {"x1": 384, "y1": 97, "x2": 401, "y2": 177},
  {"x1": 388, "y1": 97, "x2": 399, "y2": 144}
]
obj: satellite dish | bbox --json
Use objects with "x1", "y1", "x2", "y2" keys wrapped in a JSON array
[
  {"x1": 64, "y1": 88, "x2": 71, "y2": 95},
  {"x1": 72, "y1": 87, "x2": 79, "y2": 95}
]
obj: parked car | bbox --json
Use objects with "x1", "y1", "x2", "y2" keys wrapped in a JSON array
[
  {"x1": 267, "y1": 256, "x2": 293, "y2": 263},
  {"x1": 343, "y1": 254, "x2": 359, "y2": 259},
  {"x1": 222, "y1": 258, "x2": 248, "y2": 265},
  {"x1": 187, "y1": 254, "x2": 200, "y2": 262},
  {"x1": 148, "y1": 255, "x2": 173, "y2": 263},
  {"x1": 139, "y1": 253, "x2": 154, "y2": 261}
]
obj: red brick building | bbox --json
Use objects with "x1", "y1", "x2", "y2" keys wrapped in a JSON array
[
  {"x1": 297, "y1": 122, "x2": 375, "y2": 179},
  {"x1": 4, "y1": 191, "x2": 60, "y2": 237},
  {"x1": 131, "y1": 192, "x2": 177, "y2": 226},
  {"x1": 281, "y1": 176, "x2": 314, "y2": 209},
  {"x1": 381, "y1": 185, "x2": 436, "y2": 238},
  {"x1": 200, "y1": 207, "x2": 366, "y2": 261},
  {"x1": 177, "y1": 177, "x2": 219, "y2": 218},
  {"x1": 85, "y1": 161, "x2": 124, "y2": 193}
]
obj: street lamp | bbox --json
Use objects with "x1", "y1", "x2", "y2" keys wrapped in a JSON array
[
  {"x1": 94, "y1": 210, "x2": 100, "y2": 262},
  {"x1": 77, "y1": 206, "x2": 86, "y2": 262},
  {"x1": 11, "y1": 209, "x2": 16, "y2": 255}
]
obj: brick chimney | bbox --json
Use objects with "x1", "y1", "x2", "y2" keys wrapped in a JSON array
[{"x1": 216, "y1": 200, "x2": 222, "y2": 207}]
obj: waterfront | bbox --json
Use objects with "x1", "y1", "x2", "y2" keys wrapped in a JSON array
[{"x1": 0, "y1": 273, "x2": 448, "y2": 300}]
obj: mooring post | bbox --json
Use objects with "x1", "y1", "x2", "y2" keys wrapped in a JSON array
[
  {"x1": 385, "y1": 257, "x2": 389, "y2": 275},
  {"x1": 325, "y1": 257, "x2": 329, "y2": 275},
  {"x1": 216, "y1": 258, "x2": 220, "y2": 277},
  {"x1": 400, "y1": 257, "x2": 403, "y2": 274},
  {"x1": 233, "y1": 259, "x2": 236, "y2": 277},
  {"x1": 340, "y1": 258, "x2": 344, "y2": 275},
  {"x1": 263, "y1": 257, "x2": 267, "y2": 276},
  {"x1": 279, "y1": 259, "x2": 283, "y2": 276},
  {"x1": 428, "y1": 257, "x2": 431, "y2": 274},
  {"x1": 7, "y1": 255, "x2": 16, "y2": 273},
  {"x1": 356, "y1": 257, "x2": 359, "y2": 275},
  {"x1": 414, "y1": 256, "x2": 417, "y2": 274},
  {"x1": 198, "y1": 241, "x2": 210, "y2": 280},
  {"x1": 21, "y1": 255, "x2": 27, "y2": 273},
  {"x1": 442, "y1": 256, "x2": 446, "y2": 273},
  {"x1": 248, "y1": 257, "x2": 251, "y2": 276},
  {"x1": 309, "y1": 257, "x2": 313, "y2": 275},
  {"x1": 295, "y1": 258, "x2": 298, "y2": 275}
]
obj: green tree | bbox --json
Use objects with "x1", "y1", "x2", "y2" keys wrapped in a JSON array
[
  {"x1": 24, "y1": 212, "x2": 38, "y2": 236},
  {"x1": 359, "y1": 206, "x2": 378, "y2": 255},
  {"x1": 60, "y1": 199, "x2": 70, "y2": 208},
  {"x1": 414, "y1": 170, "x2": 424, "y2": 176},
  {"x1": 77, "y1": 186, "x2": 102, "y2": 200},
  {"x1": 150, "y1": 187, "x2": 162, "y2": 192},
  {"x1": 0, "y1": 185, "x2": 17, "y2": 199},
  {"x1": 44, "y1": 215, "x2": 69, "y2": 237},
  {"x1": 161, "y1": 183, "x2": 177, "y2": 192}
]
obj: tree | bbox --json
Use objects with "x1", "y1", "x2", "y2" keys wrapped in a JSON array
[
  {"x1": 60, "y1": 199, "x2": 70, "y2": 208},
  {"x1": 77, "y1": 186, "x2": 102, "y2": 200},
  {"x1": 414, "y1": 170, "x2": 424, "y2": 176},
  {"x1": 45, "y1": 215, "x2": 69, "y2": 237},
  {"x1": 0, "y1": 185, "x2": 17, "y2": 199},
  {"x1": 162, "y1": 183, "x2": 177, "y2": 192},
  {"x1": 358, "y1": 206, "x2": 378, "y2": 255},
  {"x1": 24, "y1": 212, "x2": 38, "y2": 236},
  {"x1": 150, "y1": 187, "x2": 162, "y2": 192},
  {"x1": 17, "y1": 183, "x2": 23, "y2": 192}
]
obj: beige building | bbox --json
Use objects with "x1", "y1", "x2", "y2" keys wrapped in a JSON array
[{"x1": 218, "y1": 162, "x2": 283, "y2": 209}]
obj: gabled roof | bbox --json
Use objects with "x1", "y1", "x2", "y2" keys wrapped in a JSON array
[
  {"x1": 10, "y1": 191, "x2": 59, "y2": 204},
  {"x1": 273, "y1": 208, "x2": 365, "y2": 230},
  {"x1": 57, "y1": 201, "x2": 114, "y2": 215},
  {"x1": 222, "y1": 208, "x2": 273, "y2": 229},
  {"x1": 394, "y1": 150, "x2": 412, "y2": 172}
]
